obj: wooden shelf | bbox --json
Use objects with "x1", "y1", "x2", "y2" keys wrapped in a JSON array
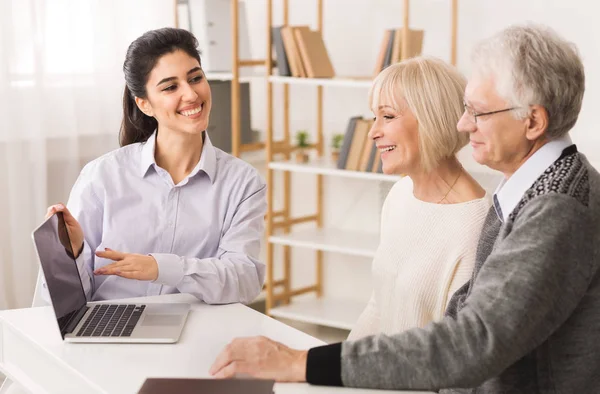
[
  {"x1": 269, "y1": 75, "x2": 373, "y2": 88},
  {"x1": 269, "y1": 158, "x2": 400, "y2": 182},
  {"x1": 269, "y1": 228, "x2": 379, "y2": 258},
  {"x1": 269, "y1": 296, "x2": 366, "y2": 331}
]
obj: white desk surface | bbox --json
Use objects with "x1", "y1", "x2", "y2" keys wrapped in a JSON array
[{"x1": 0, "y1": 293, "x2": 433, "y2": 394}]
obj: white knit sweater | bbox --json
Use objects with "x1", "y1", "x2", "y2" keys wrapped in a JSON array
[{"x1": 348, "y1": 176, "x2": 491, "y2": 340}]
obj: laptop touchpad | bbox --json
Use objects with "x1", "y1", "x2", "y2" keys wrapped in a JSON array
[{"x1": 141, "y1": 314, "x2": 183, "y2": 327}]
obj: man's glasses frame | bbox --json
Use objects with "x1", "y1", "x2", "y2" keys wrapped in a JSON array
[{"x1": 463, "y1": 102, "x2": 519, "y2": 124}]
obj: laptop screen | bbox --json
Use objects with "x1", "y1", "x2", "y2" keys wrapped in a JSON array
[{"x1": 32, "y1": 213, "x2": 87, "y2": 336}]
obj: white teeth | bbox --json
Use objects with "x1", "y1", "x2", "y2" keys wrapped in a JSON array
[
  {"x1": 180, "y1": 106, "x2": 202, "y2": 116},
  {"x1": 379, "y1": 146, "x2": 396, "y2": 153}
]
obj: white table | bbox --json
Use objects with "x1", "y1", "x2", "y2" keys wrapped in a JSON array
[{"x1": 0, "y1": 294, "x2": 432, "y2": 394}]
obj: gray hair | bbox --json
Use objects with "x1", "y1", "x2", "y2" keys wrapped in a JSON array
[{"x1": 471, "y1": 24, "x2": 585, "y2": 139}]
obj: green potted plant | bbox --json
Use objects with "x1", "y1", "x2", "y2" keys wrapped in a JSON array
[
  {"x1": 295, "y1": 130, "x2": 310, "y2": 163},
  {"x1": 330, "y1": 133, "x2": 344, "y2": 162}
]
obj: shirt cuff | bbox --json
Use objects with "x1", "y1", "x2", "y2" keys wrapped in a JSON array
[
  {"x1": 75, "y1": 242, "x2": 87, "y2": 267},
  {"x1": 150, "y1": 253, "x2": 185, "y2": 286},
  {"x1": 306, "y1": 342, "x2": 343, "y2": 386}
]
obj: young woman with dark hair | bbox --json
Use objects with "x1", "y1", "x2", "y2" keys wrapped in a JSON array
[{"x1": 45, "y1": 28, "x2": 266, "y2": 305}]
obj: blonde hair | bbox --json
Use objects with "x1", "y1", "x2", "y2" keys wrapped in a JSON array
[{"x1": 369, "y1": 56, "x2": 468, "y2": 172}]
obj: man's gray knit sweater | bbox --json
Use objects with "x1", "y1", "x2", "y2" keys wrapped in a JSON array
[{"x1": 305, "y1": 147, "x2": 600, "y2": 393}]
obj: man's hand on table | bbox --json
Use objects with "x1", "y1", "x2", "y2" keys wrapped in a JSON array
[{"x1": 210, "y1": 336, "x2": 308, "y2": 382}]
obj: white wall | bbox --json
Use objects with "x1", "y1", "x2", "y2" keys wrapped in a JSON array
[{"x1": 241, "y1": 0, "x2": 600, "y2": 306}]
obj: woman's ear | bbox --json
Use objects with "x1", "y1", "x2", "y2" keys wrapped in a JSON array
[
  {"x1": 525, "y1": 105, "x2": 548, "y2": 141},
  {"x1": 134, "y1": 96, "x2": 154, "y2": 117}
]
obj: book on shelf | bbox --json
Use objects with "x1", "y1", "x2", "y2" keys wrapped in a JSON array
[
  {"x1": 357, "y1": 120, "x2": 376, "y2": 171},
  {"x1": 345, "y1": 118, "x2": 371, "y2": 171},
  {"x1": 273, "y1": 25, "x2": 335, "y2": 78},
  {"x1": 272, "y1": 26, "x2": 291, "y2": 77},
  {"x1": 373, "y1": 29, "x2": 394, "y2": 76},
  {"x1": 402, "y1": 28, "x2": 425, "y2": 61},
  {"x1": 280, "y1": 25, "x2": 306, "y2": 77},
  {"x1": 361, "y1": 140, "x2": 379, "y2": 172},
  {"x1": 371, "y1": 147, "x2": 382, "y2": 173},
  {"x1": 390, "y1": 29, "x2": 403, "y2": 67},
  {"x1": 373, "y1": 27, "x2": 425, "y2": 76},
  {"x1": 294, "y1": 27, "x2": 336, "y2": 78},
  {"x1": 337, "y1": 116, "x2": 361, "y2": 169},
  {"x1": 336, "y1": 117, "x2": 382, "y2": 173},
  {"x1": 382, "y1": 29, "x2": 396, "y2": 70}
]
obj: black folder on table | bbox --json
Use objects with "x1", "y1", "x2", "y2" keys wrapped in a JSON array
[{"x1": 138, "y1": 378, "x2": 275, "y2": 394}]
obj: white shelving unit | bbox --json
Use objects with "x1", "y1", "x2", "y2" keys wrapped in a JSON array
[
  {"x1": 269, "y1": 158, "x2": 400, "y2": 182},
  {"x1": 263, "y1": 1, "x2": 393, "y2": 333},
  {"x1": 269, "y1": 228, "x2": 381, "y2": 258},
  {"x1": 267, "y1": 160, "x2": 398, "y2": 330},
  {"x1": 269, "y1": 75, "x2": 373, "y2": 88},
  {"x1": 269, "y1": 297, "x2": 365, "y2": 331},
  {"x1": 204, "y1": 71, "x2": 265, "y2": 83}
]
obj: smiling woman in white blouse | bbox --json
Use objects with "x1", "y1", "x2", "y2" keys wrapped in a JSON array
[
  {"x1": 45, "y1": 28, "x2": 266, "y2": 305},
  {"x1": 347, "y1": 56, "x2": 491, "y2": 340}
]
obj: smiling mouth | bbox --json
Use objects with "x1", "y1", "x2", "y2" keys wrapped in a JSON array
[
  {"x1": 379, "y1": 145, "x2": 396, "y2": 153},
  {"x1": 179, "y1": 104, "x2": 203, "y2": 117}
]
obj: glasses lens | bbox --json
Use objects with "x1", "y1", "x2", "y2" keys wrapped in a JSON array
[{"x1": 463, "y1": 104, "x2": 477, "y2": 124}]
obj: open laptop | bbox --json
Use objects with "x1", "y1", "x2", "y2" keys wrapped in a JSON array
[{"x1": 32, "y1": 212, "x2": 190, "y2": 343}]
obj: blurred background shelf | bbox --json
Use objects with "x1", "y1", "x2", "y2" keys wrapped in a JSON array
[
  {"x1": 269, "y1": 296, "x2": 365, "y2": 331},
  {"x1": 269, "y1": 158, "x2": 400, "y2": 182},
  {"x1": 269, "y1": 228, "x2": 380, "y2": 258},
  {"x1": 269, "y1": 75, "x2": 373, "y2": 88}
]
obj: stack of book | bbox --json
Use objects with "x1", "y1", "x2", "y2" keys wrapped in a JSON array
[
  {"x1": 336, "y1": 116, "x2": 382, "y2": 173},
  {"x1": 373, "y1": 28, "x2": 424, "y2": 76},
  {"x1": 272, "y1": 25, "x2": 335, "y2": 78}
]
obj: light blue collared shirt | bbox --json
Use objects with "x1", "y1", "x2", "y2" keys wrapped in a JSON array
[
  {"x1": 493, "y1": 135, "x2": 573, "y2": 222},
  {"x1": 65, "y1": 132, "x2": 266, "y2": 304}
]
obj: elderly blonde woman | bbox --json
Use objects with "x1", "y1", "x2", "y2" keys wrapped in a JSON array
[
  {"x1": 210, "y1": 56, "x2": 490, "y2": 376},
  {"x1": 348, "y1": 56, "x2": 490, "y2": 340}
]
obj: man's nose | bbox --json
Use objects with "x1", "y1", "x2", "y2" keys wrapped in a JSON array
[{"x1": 457, "y1": 111, "x2": 476, "y2": 134}]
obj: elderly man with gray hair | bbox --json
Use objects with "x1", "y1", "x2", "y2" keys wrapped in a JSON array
[{"x1": 210, "y1": 23, "x2": 600, "y2": 393}]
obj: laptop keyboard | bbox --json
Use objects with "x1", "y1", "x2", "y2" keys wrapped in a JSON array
[{"x1": 76, "y1": 304, "x2": 146, "y2": 337}]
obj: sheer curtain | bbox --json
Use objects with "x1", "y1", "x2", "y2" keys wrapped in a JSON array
[{"x1": 0, "y1": 0, "x2": 175, "y2": 310}]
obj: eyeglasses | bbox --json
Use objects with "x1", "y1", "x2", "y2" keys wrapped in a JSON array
[{"x1": 463, "y1": 102, "x2": 519, "y2": 124}]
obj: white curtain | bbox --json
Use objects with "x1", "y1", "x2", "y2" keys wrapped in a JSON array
[{"x1": 0, "y1": 0, "x2": 175, "y2": 310}]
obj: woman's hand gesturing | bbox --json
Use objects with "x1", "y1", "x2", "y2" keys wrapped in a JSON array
[{"x1": 94, "y1": 249, "x2": 159, "y2": 281}]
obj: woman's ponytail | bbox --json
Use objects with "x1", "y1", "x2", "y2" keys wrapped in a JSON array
[{"x1": 119, "y1": 85, "x2": 157, "y2": 147}]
